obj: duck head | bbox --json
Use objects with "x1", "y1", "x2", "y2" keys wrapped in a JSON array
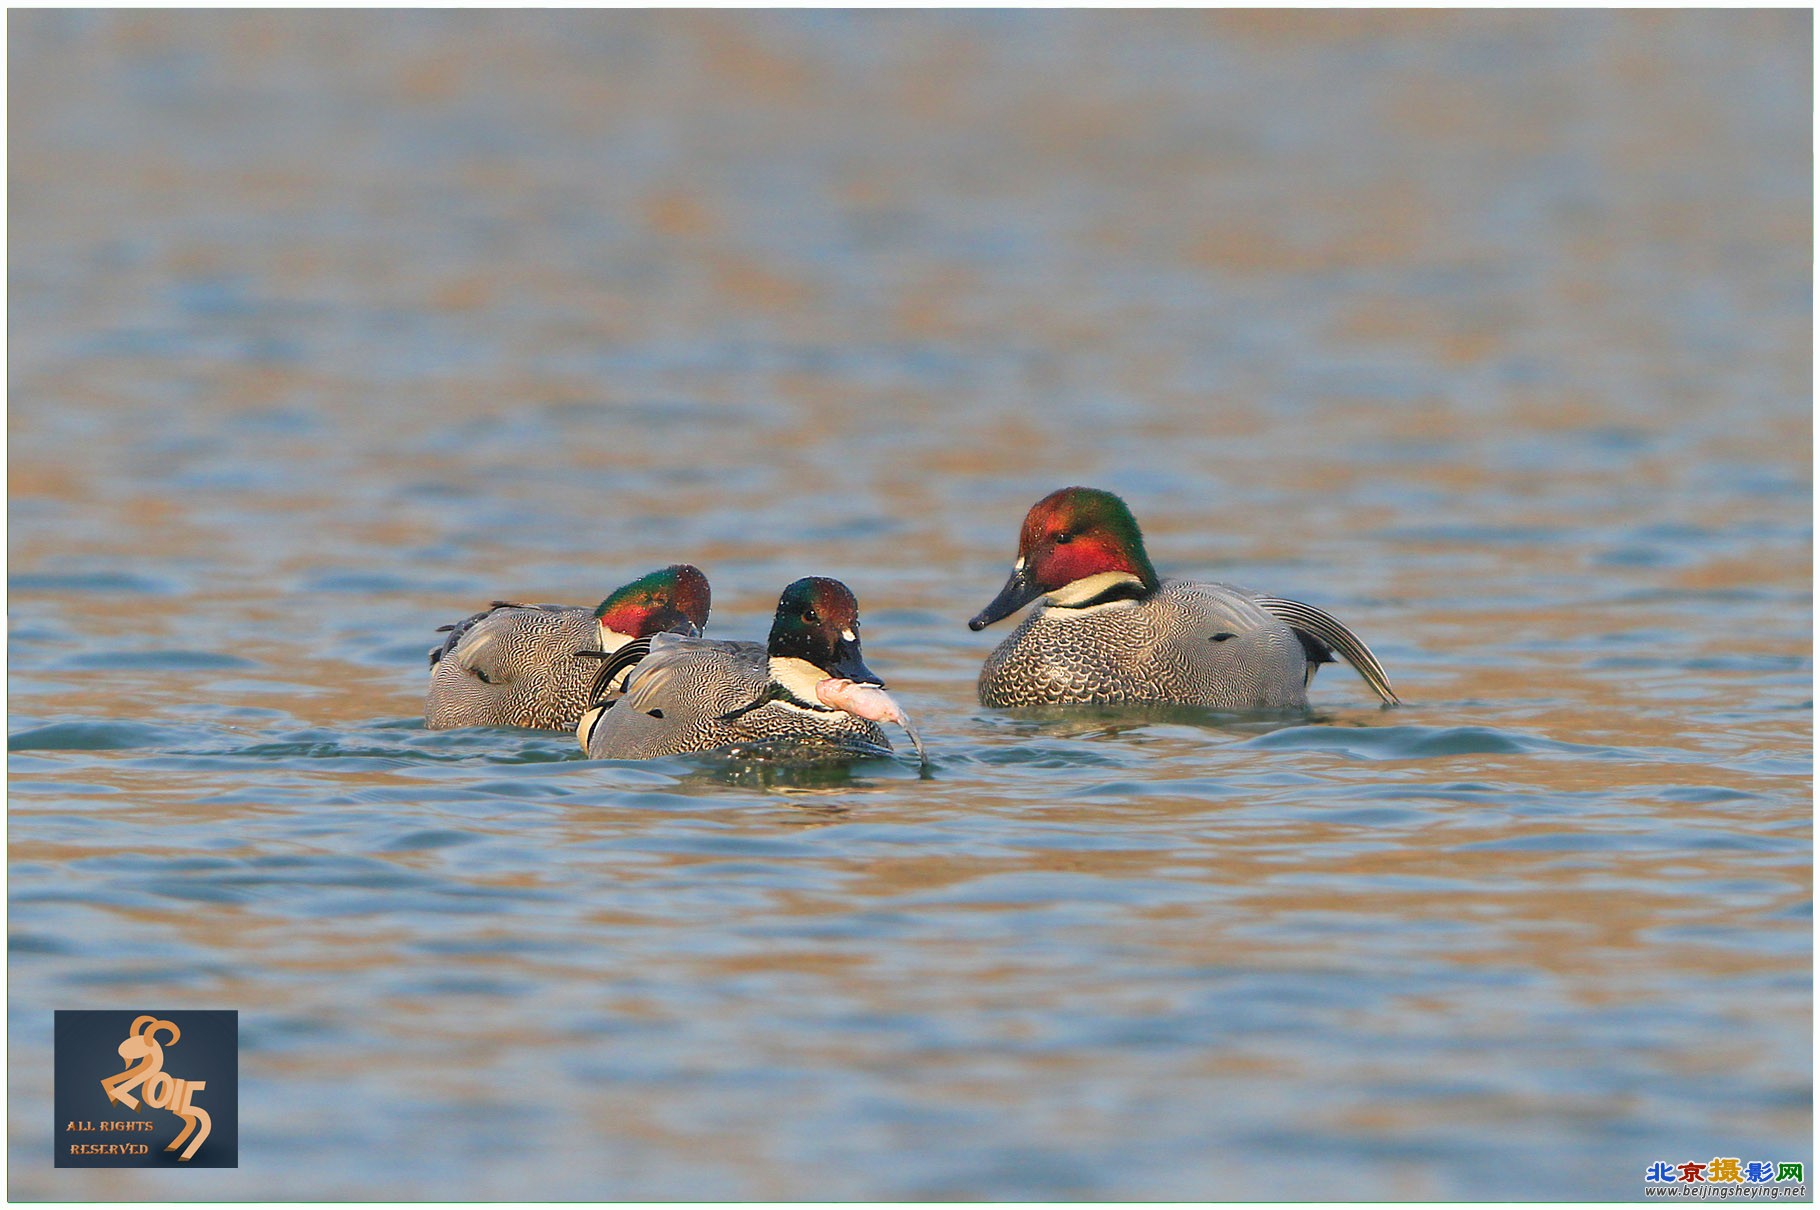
[
  {"x1": 767, "y1": 576, "x2": 881, "y2": 688},
  {"x1": 594, "y1": 564, "x2": 712, "y2": 642},
  {"x1": 968, "y1": 486, "x2": 1160, "y2": 630}
]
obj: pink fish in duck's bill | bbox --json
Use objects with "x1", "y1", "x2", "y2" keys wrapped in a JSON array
[{"x1": 815, "y1": 676, "x2": 927, "y2": 765}]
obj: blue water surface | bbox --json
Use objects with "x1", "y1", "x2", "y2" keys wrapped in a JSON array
[{"x1": 9, "y1": 10, "x2": 1810, "y2": 1201}]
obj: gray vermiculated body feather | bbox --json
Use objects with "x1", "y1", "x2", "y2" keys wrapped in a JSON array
[
  {"x1": 582, "y1": 635, "x2": 888, "y2": 758},
  {"x1": 977, "y1": 580, "x2": 1314, "y2": 709},
  {"x1": 426, "y1": 603, "x2": 611, "y2": 730}
]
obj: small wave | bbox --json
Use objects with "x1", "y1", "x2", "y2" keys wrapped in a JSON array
[
  {"x1": 10, "y1": 571, "x2": 177, "y2": 595},
  {"x1": 61, "y1": 650, "x2": 258, "y2": 671},
  {"x1": 8, "y1": 720, "x2": 186, "y2": 751},
  {"x1": 1242, "y1": 724, "x2": 1589, "y2": 760},
  {"x1": 965, "y1": 743, "x2": 1132, "y2": 770}
]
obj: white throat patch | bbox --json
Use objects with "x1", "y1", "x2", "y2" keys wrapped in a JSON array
[
  {"x1": 1045, "y1": 570, "x2": 1147, "y2": 608},
  {"x1": 768, "y1": 656, "x2": 834, "y2": 702}
]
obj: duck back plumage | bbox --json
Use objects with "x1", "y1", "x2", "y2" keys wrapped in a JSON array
[{"x1": 426, "y1": 603, "x2": 610, "y2": 730}]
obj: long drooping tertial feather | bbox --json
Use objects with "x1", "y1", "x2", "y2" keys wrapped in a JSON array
[{"x1": 1253, "y1": 595, "x2": 1400, "y2": 705}]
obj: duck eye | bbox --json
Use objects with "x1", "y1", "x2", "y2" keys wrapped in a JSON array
[{"x1": 1054, "y1": 530, "x2": 1073, "y2": 545}]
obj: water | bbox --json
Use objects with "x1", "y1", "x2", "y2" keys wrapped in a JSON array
[{"x1": 9, "y1": 10, "x2": 1810, "y2": 1200}]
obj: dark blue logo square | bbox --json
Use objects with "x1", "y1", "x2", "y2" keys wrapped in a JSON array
[{"x1": 54, "y1": 1010, "x2": 238, "y2": 1168}]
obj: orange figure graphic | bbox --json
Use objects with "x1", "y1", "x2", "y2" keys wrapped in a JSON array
[{"x1": 99, "y1": 1016, "x2": 211, "y2": 1161}]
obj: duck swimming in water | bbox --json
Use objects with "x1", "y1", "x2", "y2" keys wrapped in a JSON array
[
  {"x1": 578, "y1": 576, "x2": 925, "y2": 763},
  {"x1": 426, "y1": 564, "x2": 711, "y2": 730},
  {"x1": 968, "y1": 487, "x2": 1398, "y2": 710}
]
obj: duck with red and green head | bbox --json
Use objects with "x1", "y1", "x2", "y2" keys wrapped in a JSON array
[
  {"x1": 579, "y1": 576, "x2": 926, "y2": 764},
  {"x1": 969, "y1": 487, "x2": 1399, "y2": 710},
  {"x1": 426, "y1": 564, "x2": 711, "y2": 731}
]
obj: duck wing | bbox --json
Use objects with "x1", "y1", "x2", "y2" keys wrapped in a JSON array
[
  {"x1": 429, "y1": 601, "x2": 568, "y2": 670},
  {"x1": 615, "y1": 636, "x2": 767, "y2": 717},
  {"x1": 580, "y1": 637, "x2": 768, "y2": 756}
]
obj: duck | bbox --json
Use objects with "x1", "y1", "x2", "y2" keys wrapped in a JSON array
[
  {"x1": 425, "y1": 564, "x2": 711, "y2": 731},
  {"x1": 968, "y1": 487, "x2": 1399, "y2": 710},
  {"x1": 578, "y1": 576, "x2": 925, "y2": 763}
]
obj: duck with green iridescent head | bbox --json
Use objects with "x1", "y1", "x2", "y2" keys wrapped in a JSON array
[
  {"x1": 578, "y1": 576, "x2": 925, "y2": 763},
  {"x1": 426, "y1": 564, "x2": 711, "y2": 731},
  {"x1": 968, "y1": 487, "x2": 1399, "y2": 710}
]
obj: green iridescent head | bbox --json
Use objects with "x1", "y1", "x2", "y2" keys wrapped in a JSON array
[
  {"x1": 767, "y1": 576, "x2": 881, "y2": 686},
  {"x1": 594, "y1": 564, "x2": 711, "y2": 638}
]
